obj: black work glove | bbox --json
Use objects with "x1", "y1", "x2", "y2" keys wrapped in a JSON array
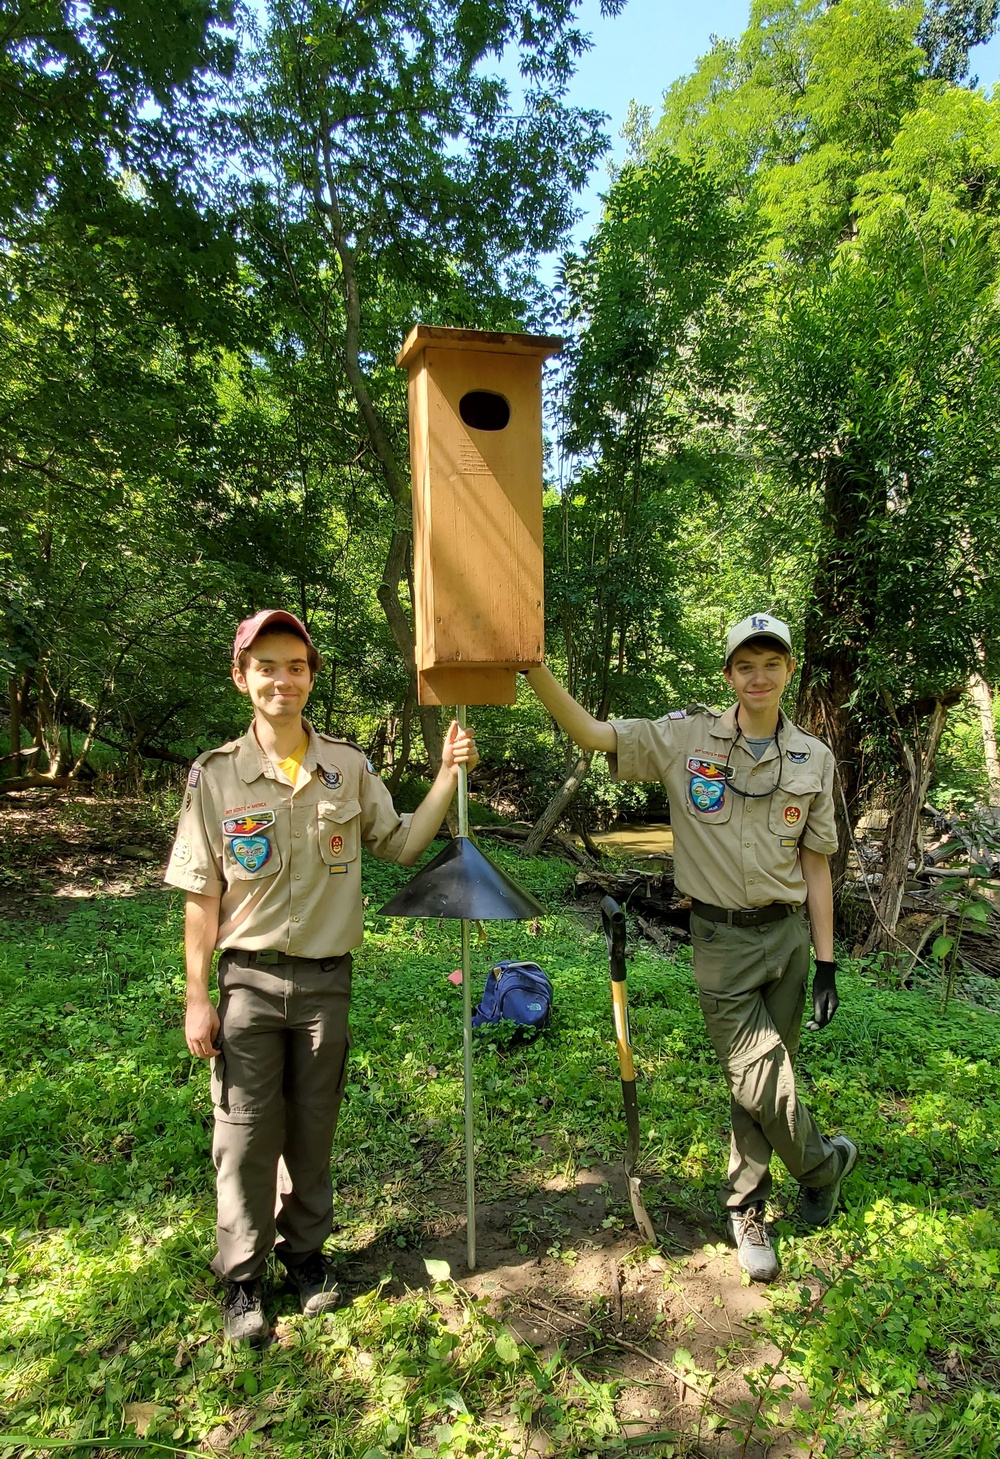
[{"x1": 806, "y1": 961, "x2": 839, "y2": 1031}]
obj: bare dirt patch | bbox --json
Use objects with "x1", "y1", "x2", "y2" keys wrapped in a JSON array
[
  {"x1": 0, "y1": 790, "x2": 172, "y2": 922},
  {"x1": 337, "y1": 1158, "x2": 807, "y2": 1458}
]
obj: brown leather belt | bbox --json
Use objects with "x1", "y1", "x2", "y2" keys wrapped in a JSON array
[{"x1": 691, "y1": 900, "x2": 797, "y2": 928}]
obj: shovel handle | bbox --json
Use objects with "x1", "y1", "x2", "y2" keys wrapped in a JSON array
[
  {"x1": 601, "y1": 896, "x2": 635, "y2": 1079},
  {"x1": 601, "y1": 896, "x2": 626, "y2": 981}
]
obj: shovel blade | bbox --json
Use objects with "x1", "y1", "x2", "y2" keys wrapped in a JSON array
[{"x1": 626, "y1": 1173, "x2": 658, "y2": 1246}]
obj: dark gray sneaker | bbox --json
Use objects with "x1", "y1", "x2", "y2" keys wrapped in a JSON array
[
  {"x1": 729, "y1": 1204, "x2": 779, "y2": 1283},
  {"x1": 797, "y1": 1136, "x2": 859, "y2": 1228},
  {"x1": 282, "y1": 1250, "x2": 341, "y2": 1316},
  {"x1": 221, "y1": 1279, "x2": 270, "y2": 1344}
]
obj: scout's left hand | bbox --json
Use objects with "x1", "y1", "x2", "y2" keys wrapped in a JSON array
[
  {"x1": 442, "y1": 719, "x2": 479, "y2": 775},
  {"x1": 806, "y1": 961, "x2": 839, "y2": 1031}
]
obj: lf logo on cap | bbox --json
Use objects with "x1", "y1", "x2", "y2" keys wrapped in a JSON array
[{"x1": 751, "y1": 615, "x2": 770, "y2": 630}]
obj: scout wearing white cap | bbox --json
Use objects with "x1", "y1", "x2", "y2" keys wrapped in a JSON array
[
  {"x1": 521, "y1": 612, "x2": 858, "y2": 1287},
  {"x1": 725, "y1": 614, "x2": 793, "y2": 664}
]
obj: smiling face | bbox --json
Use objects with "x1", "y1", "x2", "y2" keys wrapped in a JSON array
[
  {"x1": 724, "y1": 640, "x2": 796, "y2": 722},
  {"x1": 232, "y1": 630, "x2": 316, "y2": 727}
]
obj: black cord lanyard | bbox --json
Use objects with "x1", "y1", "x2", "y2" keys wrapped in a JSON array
[{"x1": 722, "y1": 711, "x2": 784, "y2": 800}]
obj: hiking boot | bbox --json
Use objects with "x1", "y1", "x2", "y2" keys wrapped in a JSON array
[
  {"x1": 797, "y1": 1136, "x2": 859, "y2": 1228},
  {"x1": 221, "y1": 1279, "x2": 270, "y2": 1344},
  {"x1": 729, "y1": 1204, "x2": 779, "y2": 1283},
  {"x1": 281, "y1": 1250, "x2": 341, "y2": 1316}
]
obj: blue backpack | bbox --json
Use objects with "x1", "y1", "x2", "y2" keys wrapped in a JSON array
[{"x1": 472, "y1": 960, "x2": 552, "y2": 1031}]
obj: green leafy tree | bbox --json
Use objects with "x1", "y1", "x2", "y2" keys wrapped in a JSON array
[{"x1": 227, "y1": 0, "x2": 623, "y2": 764}]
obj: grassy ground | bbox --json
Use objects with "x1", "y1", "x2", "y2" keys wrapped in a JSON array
[{"x1": 1, "y1": 823, "x2": 999, "y2": 1457}]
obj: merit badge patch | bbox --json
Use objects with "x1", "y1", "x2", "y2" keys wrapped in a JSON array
[
  {"x1": 187, "y1": 765, "x2": 201, "y2": 788},
  {"x1": 172, "y1": 834, "x2": 191, "y2": 866},
  {"x1": 787, "y1": 750, "x2": 810, "y2": 763},
  {"x1": 783, "y1": 805, "x2": 803, "y2": 826},
  {"x1": 318, "y1": 767, "x2": 343, "y2": 789},
  {"x1": 329, "y1": 864, "x2": 348, "y2": 875},
  {"x1": 230, "y1": 835, "x2": 272, "y2": 873},
  {"x1": 329, "y1": 834, "x2": 344, "y2": 857},
  {"x1": 222, "y1": 810, "x2": 276, "y2": 838}
]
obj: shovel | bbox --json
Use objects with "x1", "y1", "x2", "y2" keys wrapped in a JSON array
[{"x1": 601, "y1": 895, "x2": 657, "y2": 1246}]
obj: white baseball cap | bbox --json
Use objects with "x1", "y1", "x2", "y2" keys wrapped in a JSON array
[{"x1": 725, "y1": 613, "x2": 793, "y2": 663}]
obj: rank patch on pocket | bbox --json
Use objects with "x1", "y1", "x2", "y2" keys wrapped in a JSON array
[
  {"x1": 329, "y1": 864, "x2": 348, "y2": 875},
  {"x1": 231, "y1": 835, "x2": 272, "y2": 872},
  {"x1": 783, "y1": 805, "x2": 803, "y2": 826},
  {"x1": 330, "y1": 834, "x2": 343, "y2": 857},
  {"x1": 223, "y1": 811, "x2": 276, "y2": 838}
]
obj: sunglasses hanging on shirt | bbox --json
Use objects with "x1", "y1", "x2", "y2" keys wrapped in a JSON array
[{"x1": 722, "y1": 713, "x2": 785, "y2": 800}]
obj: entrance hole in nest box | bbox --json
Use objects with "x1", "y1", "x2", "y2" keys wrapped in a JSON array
[{"x1": 459, "y1": 390, "x2": 511, "y2": 432}]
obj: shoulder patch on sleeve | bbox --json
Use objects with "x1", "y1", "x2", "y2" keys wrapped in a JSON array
[{"x1": 666, "y1": 709, "x2": 687, "y2": 720}]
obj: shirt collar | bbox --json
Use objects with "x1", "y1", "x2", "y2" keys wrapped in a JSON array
[{"x1": 709, "y1": 704, "x2": 788, "y2": 761}]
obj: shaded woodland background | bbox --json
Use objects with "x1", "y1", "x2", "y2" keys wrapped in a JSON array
[{"x1": 4, "y1": 0, "x2": 1000, "y2": 952}]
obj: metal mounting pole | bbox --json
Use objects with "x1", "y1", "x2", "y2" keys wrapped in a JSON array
[{"x1": 457, "y1": 705, "x2": 476, "y2": 1270}]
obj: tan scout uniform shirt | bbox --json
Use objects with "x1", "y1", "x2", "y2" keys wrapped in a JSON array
[
  {"x1": 164, "y1": 723, "x2": 413, "y2": 958},
  {"x1": 609, "y1": 704, "x2": 837, "y2": 910}
]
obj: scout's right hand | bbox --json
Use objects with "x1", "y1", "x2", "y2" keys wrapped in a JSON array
[{"x1": 186, "y1": 998, "x2": 221, "y2": 1059}]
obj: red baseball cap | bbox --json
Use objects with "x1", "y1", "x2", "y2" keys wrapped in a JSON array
[{"x1": 232, "y1": 609, "x2": 314, "y2": 662}]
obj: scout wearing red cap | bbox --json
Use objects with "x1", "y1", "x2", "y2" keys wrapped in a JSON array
[{"x1": 232, "y1": 609, "x2": 314, "y2": 663}]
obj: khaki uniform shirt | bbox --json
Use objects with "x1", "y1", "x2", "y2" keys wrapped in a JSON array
[
  {"x1": 609, "y1": 704, "x2": 837, "y2": 910},
  {"x1": 164, "y1": 723, "x2": 414, "y2": 958}
]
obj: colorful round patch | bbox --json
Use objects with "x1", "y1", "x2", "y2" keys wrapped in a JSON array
[
  {"x1": 690, "y1": 775, "x2": 726, "y2": 813},
  {"x1": 231, "y1": 835, "x2": 272, "y2": 873},
  {"x1": 330, "y1": 834, "x2": 344, "y2": 857},
  {"x1": 318, "y1": 768, "x2": 343, "y2": 789},
  {"x1": 783, "y1": 805, "x2": 802, "y2": 826}
]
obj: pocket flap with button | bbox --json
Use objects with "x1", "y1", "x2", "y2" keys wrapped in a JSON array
[
  {"x1": 768, "y1": 772, "x2": 823, "y2": 838},
  {"x1": 318, "y1": 799, "x2": 361, "y2": 864}
]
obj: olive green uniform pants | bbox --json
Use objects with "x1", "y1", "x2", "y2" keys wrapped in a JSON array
[
  {"x1": 689, "y1": 909, "x2": 841, "y2": 1209},
  {"x1": 209, "y1": 950, "x2": 352, "y2": 1282}
]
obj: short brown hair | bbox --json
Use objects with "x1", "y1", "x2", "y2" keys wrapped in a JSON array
[
  {"x1": 236, "y1": 626, "x2": 321, "y2": 677},
  {"x1": 725, "y1": 635, "x2": 793, "y2": 670}
]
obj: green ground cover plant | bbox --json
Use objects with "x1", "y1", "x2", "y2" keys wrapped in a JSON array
[{"x1": 1, "y1": 839, "x2": 999, "y2": 1456}]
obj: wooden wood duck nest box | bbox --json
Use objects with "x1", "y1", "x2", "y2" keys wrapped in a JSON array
[{"x1": 396, "y1": 325, "x2": 562, "y2": 706}]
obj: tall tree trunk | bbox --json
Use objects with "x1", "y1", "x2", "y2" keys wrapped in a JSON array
[
  {"x1": 523, "y1": 750, "x2": 593, "y2": 858},
  {"x1": 862, "y1": 695, "x2": 955, "y2": 955},
  {"x1": 6, "y1": 676, "x2": 20, "y2": 781},
  {"x1": 969, "y1": 670, "x2": 1000, "y2": 824},
  {"x1": 796, "y1": 454, "x2": 883, "y2": 888}
]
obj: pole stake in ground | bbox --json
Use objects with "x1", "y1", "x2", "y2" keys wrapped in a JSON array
[{"x1": 601, "y1": 895, "x2": 657, "y2": 1246}]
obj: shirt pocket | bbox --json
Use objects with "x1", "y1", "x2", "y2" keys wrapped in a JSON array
[
  {"x1": 768, "y1": 771, "x2": 824, "y2": 841},
  {"x1": 317, "y1": 798, "x2": 361, "y2": 866},
  {"x1": 682, "y1": 757, "x2": 734, "y2": 825}
]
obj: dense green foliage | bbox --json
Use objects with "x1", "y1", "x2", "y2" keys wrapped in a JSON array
[{"x1": 1, "y1": 839, "x2": 999, "y2": 1454}]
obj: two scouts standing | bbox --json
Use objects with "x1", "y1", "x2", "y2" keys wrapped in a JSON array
[
  {"x1": 167, "y1": 606, "x2": 855, "y2": 1340},
  {"x1": 165, "y1": 610, "x2": 478, "y2": 1341},
  {"x1": 524, "y1": 613, "x2": 857, "y2": 1281}
]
